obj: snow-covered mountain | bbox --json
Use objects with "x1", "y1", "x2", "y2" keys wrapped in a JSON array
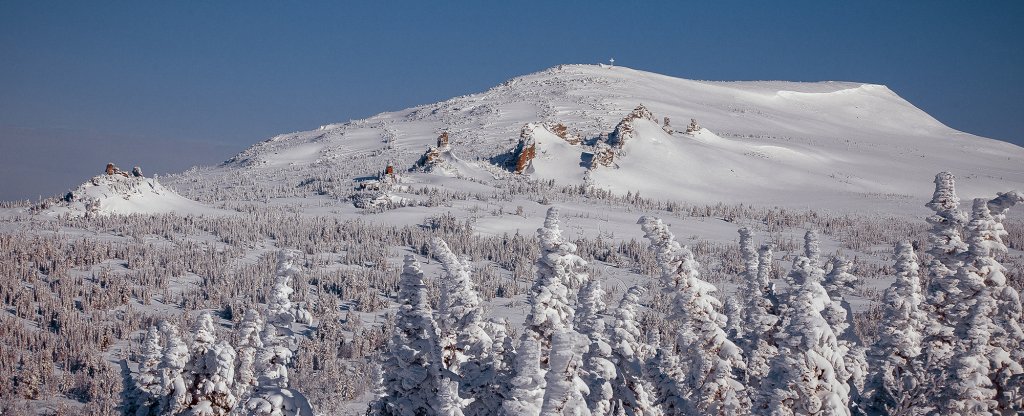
[
  {"x1": 3, "y1": 64, "x2": 1023, "y2": 416},
  {"x1": 40, "y1": 164, "x2": 219, "y2": 217},
  {"x1": 174, "y1": 64, "x2": 1023, "y2": 215}
]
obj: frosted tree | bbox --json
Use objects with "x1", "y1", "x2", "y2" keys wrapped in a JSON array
[
  {"x1": 505, "y1": 207, "x2": 586, "y2": 416},
  {"x1": 133, "y1": 327, "x2": 163, "y2": 416},
  {"x1": 504, "y1": 337, "x2": 547, "y2": 416},
  {"x1": 540, "y1": 331, "x2": 591, "y2": 415},
  {"x1": 757, "y1": 258, "x2": 850, "y2": 416},
  {"x1": 158, "y1": 321, "x2": 190, "y2": 415},
  {"x1": 575, "y1": 279, "x2": 615, "y2": 415},
  {"x1": 821, "y1": 257, "x2": 867, "y2": 410},
  {"x1": 267, "y1": 250, "x2": 312, "y2": 334},
  {"x1": 430, "y1": 237, "x2": 496, "y2": 415},
  {"x1": 368, "y1": 255, "x2": 447, "y2": 415},
  {"x1": 737, "y1": 228, "x2": 780, "y2": 388},
  {"x1": 942, "y1": 198, "x2": 1024, "y2": 413},
  {"x1": 187, "y1": 341, "x2": 237, "y2": 416},
  {"x1": 804, "y1": 229, "x2": 822, "y2": 265},
  {"x1": 184, "y1": 312, "x2": 237, "y2": 416},
  {"x1": 647, "y1": 341, "x2": 688, "y2": 415},
  {"x1": 487, "y1": 319, "x2": 515, "y2": 409},
  {"x1": 234, "y1": 309, "x2": 264, "y2": 397},
  {"x1": 243, "y1": 319, "x2": 315, "y2": 416},
  {"x1": 862, "y1": 242, "x2": 926, "y2": 415},
  {"x1": 608, "y1": 286, "x2": 662, "y2": 416},
  {"x1": 638, "y1": 216, "x2": 747, "y2": 415},
  {"x1": 919, "y1": 172, "x2": 969, "y2": 391}
]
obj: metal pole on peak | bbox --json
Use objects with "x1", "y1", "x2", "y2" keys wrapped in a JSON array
[{"x1": 609, "y1": 57, "x2": 615, "y2": 67}]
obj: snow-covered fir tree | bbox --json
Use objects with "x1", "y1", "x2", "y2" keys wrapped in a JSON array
[
  {"x1": 184, "y1": 312, "x2": 237, "y2": 415},
  {"x1": 234, "y1": 308, "x2": 264, "y2": 398},
  {"x1": 862, "y1": 241, "x2": 926, "y2": 414},
  {"x1": 736, "y1": 228, "x2": 780, "y2": 389},
  {"x1": 821, "y1": 256, "x2": 867, "y2": 413},
  {"x1": 758, "y1": 258, "x2": 850, "y2": 416},
  {"x1": 575, "y1": 278, "x2": 615, "y2": 416},
  {"x1": 133, "y1": 327, "x2": 164, "y2": 416},
  {"x1": 158, "y1": 321, "x2": 190, "y2": 415},
  {"x1": 504, "y1": 336, "x2": 547, "y2": 416},
  {"x1": 919, "y1": 172, "x2": 970, "y2": 395},
  {"x1": 505, "y1": 207, "x2": 587, "y2": 416},
  {"x1": 268, "y1": 250, "x2": 312, "y2": 335},
  {"x1": 638, "y1": 216, "x2": 747, "y2": 415},
  {"x1": 608, "y1": 286, "x2": 662, "y2": 416},
  {"x1": 540, "y1": 331, "x2": 591, "y2": 415},
  {"x1": 368, "y1": 255, "x2": 447, "y2": 415},
  {"x1": 942, "y1": 198, "x2": 1024, "y2": 414},
  {"x1": 430, "y1": 237, "x2": 498, "y2": 416}
]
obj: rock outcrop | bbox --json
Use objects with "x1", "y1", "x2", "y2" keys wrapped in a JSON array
[{"x1": 608, "y1": 104, "x2": 656, "y2": 148}]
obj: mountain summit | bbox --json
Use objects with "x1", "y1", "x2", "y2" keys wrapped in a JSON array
[{"x1": 167, "y1": 64, "x2": 1023, "y2": 214}]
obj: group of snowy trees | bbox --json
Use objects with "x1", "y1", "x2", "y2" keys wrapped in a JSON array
[
  {"x1": 130, "y1": 251, "x2": 314, "y2": 416},
  {"x1": 370, "y1": 173, "x2": 1024, "y2": 415}
]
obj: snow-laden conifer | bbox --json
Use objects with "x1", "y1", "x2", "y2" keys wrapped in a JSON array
[
  {"x1": 942, "y1": 198, "x2": 1024, "y2": 413},
  {"x1": 133, "y1": 327, "x2": 163, "y2": 416},
  {"x1": 639, "y1": 216, "x2": 747, "y2": 415},
  {"x1": 737, "y1": 228, "x2": 779, "y2": 388},
  {"x1": 608, "y1": 286, "x2": 662, "y2": 416},
  {"x1": 758, "y1": 258, "x2": 850, "y2": 416},
  {"x1": 920, "y1": 172, "x2": 969, "y2": 390},
  {"x1": 505, "y1": 207, "x2": 587, "y2": 415},
  {"x1": 368, "y1": 255, "x2": 447, "y2": 415},
  {"x1": 804, "y1": 229, "x2": 821, "y2": 265},
  {"x1": 267, "y1": 250, "x2": 312, "y2": 333},
  {"x1": 234, "y1": 309, "x2": 264, "y2": 397},
  {"x1": 821, "y1": 257, "x2": 867, "y2": 411},
  {"x1": 430, "y1": 237, "x2": 496, "y2": 415},
  {"x1": 575, "y1": 279, "x2": 615, "y2": 416},
  {"x1": 540, "y1": 331, "x2": 591, "y2": 415},
  {"x1": 862, "y1": 241, "x2": 926, "y2": 415},
  {"x1": 504, "y1": 337, "x2": 547, "y2": 416},
  {"x1": 530, "y1": 207, "x2": 586, "y2": 343},
  {"x1": 187, "y1": 340, "x2": 237, "y2": 416},
  {"x1": 158, "y1": 321, "x2": 190, "y2": 415}
]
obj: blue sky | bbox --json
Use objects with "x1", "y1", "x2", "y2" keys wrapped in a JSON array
[{"x1": 1, "y1": 1, "x2": 1022, "y2": 201}]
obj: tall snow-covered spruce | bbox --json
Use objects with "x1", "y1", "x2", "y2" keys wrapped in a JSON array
[
  {"x1": 369, "y1": 255, "x2": 447, "y2": 415},
  {"x1": 758, "y1": 256, "x2": 850, "y2": 416},
  {"x1": 505, "y1": 207, "x2": 588, "y2": 416},
  {"x1": 430, "y1": 237, "x2": 497, "y2": 416},
  {"x1": 861, "y1": 241, "x2": 926, "y2": 414},
  {"x1": 638, "y1": 216, "x2": 747, "y2": 415},
  {"x1": 736, "y1": 228, "x2": 779, "y2": 390},
  {"x1": 575, "y1": 278, "x2": 615, "y2": 416}
]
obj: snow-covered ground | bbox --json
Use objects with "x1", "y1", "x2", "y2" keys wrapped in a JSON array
[{"x1": 1, "y1": 64, "x2": 1022, "y2": 415}]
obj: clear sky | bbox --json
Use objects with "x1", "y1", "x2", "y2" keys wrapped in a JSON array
[{"x1": 1, "y1": 1, "x2": 1022, "y2": 201}]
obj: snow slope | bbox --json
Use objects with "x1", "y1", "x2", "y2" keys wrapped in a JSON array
[
  {"x1": 44, "y1": 173, "x2": 220, "y2": 216},
  {"x1": 189, "y1": 64, "x2": 1023, "y2": 216}
]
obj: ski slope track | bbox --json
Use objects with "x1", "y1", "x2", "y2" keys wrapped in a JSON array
[{"x1": 194, "y1": 64, "x2": 1023, "y2": 216}]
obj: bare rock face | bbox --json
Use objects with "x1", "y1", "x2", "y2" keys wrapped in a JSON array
[
  {"x1": 608, "y1": 104, "x2": 656, "y2": 148},
  {"x1": 437, "y1": 131, "x2": 450, "y2": 149},
  {"x1": 589, "y1": 142, "x2": 616, "y2": 169},
  {"x1": 685, "y1": 118, "x2": 702, "y2": 134},
  {"x1": 513, "y1": 137, "x2": 536, "y2": 174},
  {"x1": 548, "y1": 123, "x2": 581, "y2": 145}
]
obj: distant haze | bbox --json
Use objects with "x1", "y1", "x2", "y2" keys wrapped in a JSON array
[{"x1": 2, "y1": 1, "x2": 1022, "y2": 201}]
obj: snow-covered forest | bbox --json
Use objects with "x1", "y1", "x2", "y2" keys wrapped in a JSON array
[
  {"x1": 1, "y1": 171, "x2": 1022, "y2": 415},
  {"x1": 1, "y1": 65, "x2": 1023, "y2": 415}
]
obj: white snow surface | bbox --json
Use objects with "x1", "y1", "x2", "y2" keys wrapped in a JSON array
[
  {"x1": 44, "y1": 173, "x2": 221, "y2": 216},
  {"x1": 195, "y1": 64, "x2": 1022, "y2": 215}
]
